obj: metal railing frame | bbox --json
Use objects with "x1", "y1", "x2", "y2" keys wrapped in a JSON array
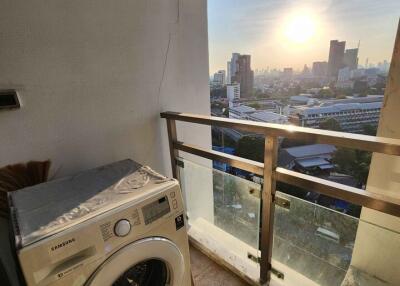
[{"x1": 161, "y1": 111, "x2": 400, "y2": 285}]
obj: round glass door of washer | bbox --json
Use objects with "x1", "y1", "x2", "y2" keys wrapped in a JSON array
[{"x1": 86, "y1": 238, "x2": 185, "y2": 286}]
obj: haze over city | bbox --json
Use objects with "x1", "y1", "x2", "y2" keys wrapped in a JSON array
[{"x1": 208, "y1": 0, "x2": 400, "y2": 73}]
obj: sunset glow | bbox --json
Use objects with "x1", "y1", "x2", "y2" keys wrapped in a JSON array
[
  {"x1": 284, "y1": 13, "x2": 316, "y2": 44},
  {"x1": 208, "y1": 0, "x2": 399, "y2": 72}
]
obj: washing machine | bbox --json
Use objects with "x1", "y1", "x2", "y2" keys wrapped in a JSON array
[{"x1": 8, "y1": 159, "x2": 191, "y2": 286}]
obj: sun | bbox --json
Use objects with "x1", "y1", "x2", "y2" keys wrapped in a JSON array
[{"x1": 284, "y1": 14, "x2": 316, "y2": 44}]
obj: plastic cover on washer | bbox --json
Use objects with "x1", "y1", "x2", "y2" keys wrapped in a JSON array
[{"x1": 8, "y1": 159, "x2": 175, "y2": 248}]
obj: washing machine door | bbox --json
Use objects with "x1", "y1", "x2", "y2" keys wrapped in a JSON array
[{"x1": 86, "y1": 237, "x2": 185, "y2": 286}]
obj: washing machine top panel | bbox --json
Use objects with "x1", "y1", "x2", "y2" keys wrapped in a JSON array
[{"x1": 9, "y1": 159, "x2": 177, "y2": 248}]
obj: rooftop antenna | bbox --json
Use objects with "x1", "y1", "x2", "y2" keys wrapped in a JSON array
[{"x1": 357, "y1": 40, "x2": 360, "y2": 50}]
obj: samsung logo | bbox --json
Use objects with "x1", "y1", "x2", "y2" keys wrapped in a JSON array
[{"x1": 51, "y1": 238, "x2": 76, "y2": 251}]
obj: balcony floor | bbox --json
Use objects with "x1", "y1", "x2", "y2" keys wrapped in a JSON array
[{"x1": 190, "y1": 245, "x2": 250, "y2": 286}]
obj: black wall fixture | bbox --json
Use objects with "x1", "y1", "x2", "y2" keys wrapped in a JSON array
[{"x1": 0, "y1": 90, "x2": 20, "y2": 110}]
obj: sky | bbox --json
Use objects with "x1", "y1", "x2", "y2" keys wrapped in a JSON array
[{"x1": 208, "y1": 0, "x2": 400, "y2": 74}]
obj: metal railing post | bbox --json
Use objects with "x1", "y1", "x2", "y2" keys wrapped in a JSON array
[
  {"x1": 166, "y1": 119, "x2": 179, "y2": 179},
  {"x1": 260, "y1": 136, "x2": 278, "y2": 284}
]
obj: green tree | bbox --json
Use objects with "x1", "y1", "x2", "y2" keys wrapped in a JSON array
[
  {"x1": 337, "y1": 88, "x2": 353, "y2": 97},
  {"x1": 211, "y1": 128, "x2": 236, "y2": 148},
  {"x1": 362, "y1": 124, "x2": 377, "y2": 136},
  {"x1": 335, "y1": 94, "x2": 347, "y2": 99},
  {"x1": 359, "y1": 90, "x2": 368, "y2": 97},
  {"x1": 235, "y1": 136, "x2": 264, "y2": 163},
  {"x1": 248, "y1": 103, "x2": 261, "y2": 109},
  {"x1": 280, "y1": 138, "x2": 308, "y2": 148},
  {"x1": 316, "y1": 88, "x2": 334, "y2": 99},
  {"x1": 253, "y1": 89, "x2": 269, "y2": 99},
  {"x1": 210, "y1": 86, "x2": 227, "y2": 98},
  {"x1": 288, "y1": 85, "x2": 302, "y2": 96},
  {"x1": 319, "y1": 118, "x2": 342, "y2": 131},
  {"x1": 332, "y1": 148, "x2": 372, "y2": 186}
]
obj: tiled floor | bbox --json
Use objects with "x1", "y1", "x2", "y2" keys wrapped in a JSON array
[{"x1": 190, "y1": 246, "x2": 250, "y2": 286}]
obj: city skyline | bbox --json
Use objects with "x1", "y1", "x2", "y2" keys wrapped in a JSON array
[{"x1": 208, "y1": 0, "x2": 400, "y2": 74}]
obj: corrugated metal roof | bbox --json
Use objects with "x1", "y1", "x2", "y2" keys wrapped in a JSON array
[
  {"x1": 295, "y1": 157, "x2": 331, "y2": 168},
  {"x1": 290, "y1": 95, "x2": 311, "y2": 102},
  {"x1": 248, "y1": 111, "x2": 287, "y2": 122},
  {"x1": 229, "y1": 105, "x2": 255, "y2": 113},
  {"x1": 284, "y1": 144, "x2": 336, "y2": 158},
  {"x1": 320, "y1": 95, "x2": 383, "y2": 106},
  {"x1": 298, "y1": 102, "x2": 382, "y2": 115},
  {"x1": 319, "y1": 164, "x2": 334, "y2": 170}
]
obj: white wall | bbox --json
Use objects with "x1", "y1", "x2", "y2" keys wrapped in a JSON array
[
  {"x1": 350, "y1": 22, "x2": 400, "y2": 285},
  {"x1": 0, "y1": 0, "x2": 211, "y2": 177}
]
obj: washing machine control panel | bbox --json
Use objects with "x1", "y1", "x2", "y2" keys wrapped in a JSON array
[
  {"x1": 114, "y1": 219, "x2": 131, "y2": 237},
  {"x1": 99, "y1": 194, "x2": 177, "y2": 242},
  {"x1": 142, "y1": 196, "x2": 171, "y2": 225}
]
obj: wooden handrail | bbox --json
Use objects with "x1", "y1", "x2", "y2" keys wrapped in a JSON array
[
  {"x1": 174, "y1": 141, "x2": 264, "y2": 176},
  {"x1": 161, "y1": 111, "x2": 400, "y2": 155}
]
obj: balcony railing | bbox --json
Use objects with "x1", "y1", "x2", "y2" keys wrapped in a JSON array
[{"x1": 161, "y1": 111, "x2": 400, "y2": 285}]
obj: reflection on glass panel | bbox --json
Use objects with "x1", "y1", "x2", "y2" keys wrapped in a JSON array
[
  {"x1": 177, "y1": 157, "x2": 261, "y2": 281},
  {"x1": 212, "y1": 167, "x2": 261, "y2": 248},
  {"x1": 178, "y1": 157, "x2": 261, "y2": 248},
  {"x1": 176, "y1": 156, "x2": 400, "y2": 285},
  {"x1": 273, "y1": 191, "x2": 358, "y2": 286},
  {"x1": 273, "y1": 191, "x2": 400, "y2": 286}
]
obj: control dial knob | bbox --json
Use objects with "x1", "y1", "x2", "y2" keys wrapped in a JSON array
[{"x1": 114, "y1": 219, "x2": 131, "y2": 237}]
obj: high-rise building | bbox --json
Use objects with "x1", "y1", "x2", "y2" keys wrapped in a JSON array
[
  {"x1": 382, "y1": 60, "x2": 390, "y2": 73},
  {"x1": 227, "y1": 83, "x2": 240, "y2": 107},
  {"x1": 336, "y1": 67, "x2": 353, "y2": 88},
  {"x1": 228, "y1": 53, "x2": 240, "y2": 83},
  {"x1": 376, "y1": 60, "x2": 390, "y2": 73},
  {"x1": 312, "y1": 61, "x2": 328, "y2": 77},
  {"x1": 283, "y1": 67, "x2": 293, "y2": 79},
  {"x1": 213, "y1": 70, "x2": 226, "y2": 86},
  {"x1": 226, "y1": 61, "x2": 231, "y2": 84},
  {"x1": 328, "y1": 40, "x2": 346, "y2": 78},
  {"x1": 231, "y1": 54, "x2": 254, "y2": 98},
  {"x1": 338, "y1": 67, "x2": 351, "y2": 81},
  {"x1": 302, "y1": 64, "x2": 311, "y2": 75},
  {"x1": 343, "y1": 48, "x2": 359, "y2": 70}
]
